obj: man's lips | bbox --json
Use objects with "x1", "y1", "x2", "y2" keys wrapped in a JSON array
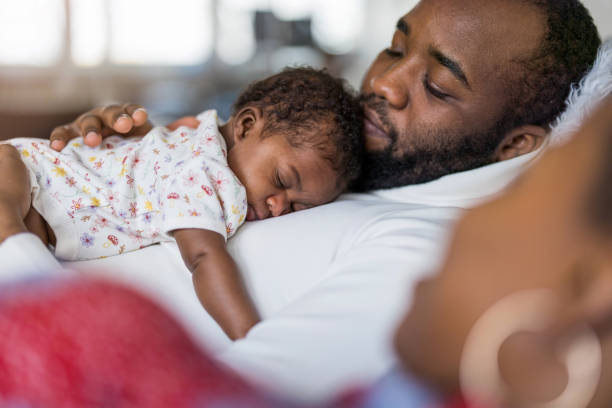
[{"x1": 363, "y1": 107, "x2": 389, "y2": 141}]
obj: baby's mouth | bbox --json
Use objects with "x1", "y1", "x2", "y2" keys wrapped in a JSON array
[{"x1": 246, "y1": 205, "x2": 258, "y2": 221}]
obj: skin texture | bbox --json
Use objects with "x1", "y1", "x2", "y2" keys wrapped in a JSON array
[
  {"x1": 356, "y1": 0, "x2": 548, "y2": 189},
  {"x1": 394, "y1": 97, "x2": 612, "y2": 406}
]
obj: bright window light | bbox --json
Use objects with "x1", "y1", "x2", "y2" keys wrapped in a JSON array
[
  {"x1": 70, "y1": 0, "x2": 107, "y2": 66},
  {"x1": 217, "y1": 5, "x2": 256, "y2": 65},
  {"x1": 270, "y1": 0, "x2": 313, "y2": 21},
  {"x1": 0, "y1": 0, "x2": 64, "y2": 66},
  {"x1": 220, "y1": 0, "x2": 268, "y2": 10},
  {"x1": 108, "y1": 0, "x2": 214, "y2": 65},
  {"x1": 312, "y1": 0, "x2": 365, "y2": 55}
]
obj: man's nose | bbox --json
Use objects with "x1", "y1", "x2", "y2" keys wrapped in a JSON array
[
  {"x1": 266, "y1": 193, "x2": 290, "y2": 217},
  {"x1": 370, "y1": 62, "x2": 410, "y2": 109}
]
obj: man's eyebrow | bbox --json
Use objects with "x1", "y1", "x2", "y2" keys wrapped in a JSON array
[
  {"x1": 428, "y1": 47, "x2": 471, "y2": 90},
  {"x1": 289, "y1": 165, "x2": 302, "y2": 191},
  {"x1": 396, "y1": 18, "x2": 410, "y2": 35}
]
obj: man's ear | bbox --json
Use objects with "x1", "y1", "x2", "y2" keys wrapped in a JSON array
[
  {"x1": 494, "y1": 125, "x2": 549, "y2": 162},
  {"x1": 232, "y1": 106, "x2": 264, "y2": 144}
]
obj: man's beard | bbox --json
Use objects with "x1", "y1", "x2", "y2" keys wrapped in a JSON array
[{"x1": 355, "y1": 97, "x2": 504, "y2": 191}]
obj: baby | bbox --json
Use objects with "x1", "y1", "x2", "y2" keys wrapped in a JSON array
[{"x1": 0, "y1": 67, "x2": 363, "y2": 339}]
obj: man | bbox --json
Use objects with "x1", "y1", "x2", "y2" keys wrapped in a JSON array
[{"x1": 0, "y1": 0, "x2": 601, "y2": 402}]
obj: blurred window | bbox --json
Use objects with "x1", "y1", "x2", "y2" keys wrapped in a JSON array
[
  {"x1": 1, "y1": 0, "x2": 214, "y2": 68},
  {"x1": 0, "y1": 0, "x2": 366, "y2": 68},
  {"x1": 70, "y1": 0, "x2": 107, "y2": 66},
  {"x1": 312, "y1": 0, "x2": 366, "y2": 55},
  {"x1": 217, "y1": 1, "x2": 257, "y2": 65},
  {"x1": 0, "y1": 0, "x2": 65, "y2": 66},
  {"x1": 107, "y1": 0, "x2": 214, "y2": 65}
]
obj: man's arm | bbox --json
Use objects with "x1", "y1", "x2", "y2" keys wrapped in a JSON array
[{"x1": 173, "y1": 228, "x2": 260, "y2": 340}]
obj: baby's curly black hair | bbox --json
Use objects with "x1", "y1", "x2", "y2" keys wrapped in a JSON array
[{"x1": 232, "y1": 67, "x2": 363, "y2": 191}]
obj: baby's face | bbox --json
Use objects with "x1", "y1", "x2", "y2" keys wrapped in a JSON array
[{"x1": 227, "y1": 131, "x2": 341, "y2": 221}]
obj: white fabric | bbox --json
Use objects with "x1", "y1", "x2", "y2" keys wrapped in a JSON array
[
  {"x1": 550, "y1": 37, "x2": 612, "y2": 145},
  {"x1": 5, "y1": 110, "x2": 246, "y2": 260},
  {"x1": 1, "y1": 39, "x2": 610, "y2": 404},
  {"x1": 0, "y1": 233, "x2": 64, "y2": 284}
]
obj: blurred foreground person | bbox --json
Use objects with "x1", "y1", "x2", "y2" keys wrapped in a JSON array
[
  {"x1": 1, "y1": 97, "x2": 611, "y2": 407},
  {"x1": 396, "y1": 95, "x2": 612, "y2": 407}
]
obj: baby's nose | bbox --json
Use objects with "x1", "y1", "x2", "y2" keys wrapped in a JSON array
[{"x1": 266, "y1": 194, "x2": 290, "y2": 217}]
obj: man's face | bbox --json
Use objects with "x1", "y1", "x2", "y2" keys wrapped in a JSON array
[{"x1": 357, "y1": 0, "x2": 545, "y2": 190}]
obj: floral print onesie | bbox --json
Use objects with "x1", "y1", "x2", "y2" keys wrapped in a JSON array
[{"x1": 6, "y1": 110, "x2": 247, "y2": 260}]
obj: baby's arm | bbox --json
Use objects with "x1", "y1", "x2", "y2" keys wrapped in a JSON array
[{"x1": 173, "y1": 228, "x2": 260, "y2": 340}]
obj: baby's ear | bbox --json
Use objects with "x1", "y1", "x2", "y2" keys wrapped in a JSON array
[{"x1": 232, "y1": 106, "x2": 264, "y2": 143}]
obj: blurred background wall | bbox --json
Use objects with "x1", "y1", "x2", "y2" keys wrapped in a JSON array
[{"x1": 0, "y1": 0, "x2": 610, "y2": 139}]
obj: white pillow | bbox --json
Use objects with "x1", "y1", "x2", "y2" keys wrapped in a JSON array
[{"x1": 550, "y1": 37, "x2": 612, "y2": 145}]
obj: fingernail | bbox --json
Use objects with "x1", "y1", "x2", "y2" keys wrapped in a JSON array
[{"x1": 85, "y1": 132, "x2": 99, "y2": 143}]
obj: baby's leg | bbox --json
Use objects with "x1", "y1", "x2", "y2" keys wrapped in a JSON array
[{"x1": 0, "y1": 144, "x2": 41, "y2": 244}]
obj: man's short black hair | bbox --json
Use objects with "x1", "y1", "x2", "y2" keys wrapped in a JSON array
[
  {"x1": 496, "y1": 0, "x2": 601, "y2": 136},
  {"x1": 233, "y1": 67, "x2": 363, "y2": 191}
]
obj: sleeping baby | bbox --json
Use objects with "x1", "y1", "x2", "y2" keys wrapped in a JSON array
[{"x1": 0, "y1": 67, "x2": 363, "y2": 339}]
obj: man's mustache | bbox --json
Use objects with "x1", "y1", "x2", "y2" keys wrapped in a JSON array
[{"x1": 359, "y1": 93, "x2": 398, "y2": 144}]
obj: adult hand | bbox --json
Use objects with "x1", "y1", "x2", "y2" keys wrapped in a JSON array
[{"x1": 49, "y1": 104, "x2": 153, "y2": 151}]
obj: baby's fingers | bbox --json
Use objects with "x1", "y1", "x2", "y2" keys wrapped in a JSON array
[{"x1": 50, "y1": 125, "x2": 80, "y2": 151}]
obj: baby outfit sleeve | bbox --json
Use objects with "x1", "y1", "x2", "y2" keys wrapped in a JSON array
[{"x1": 161, "y1": 138, "x2": 247, "y2": 241}]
